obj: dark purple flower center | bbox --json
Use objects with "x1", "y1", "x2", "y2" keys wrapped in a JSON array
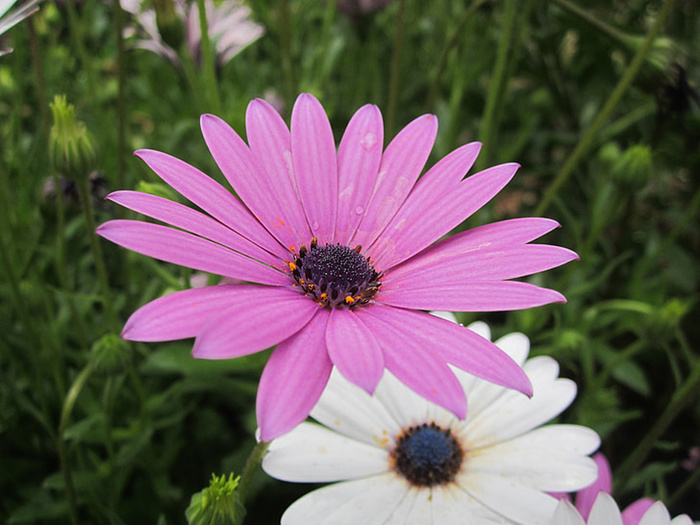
[
  {"x1": 288, "y1": 238, "x2": 382, "y2": 309},
  {"x1": 391, "y1": 422, "x2": 464, "y2": 487}
]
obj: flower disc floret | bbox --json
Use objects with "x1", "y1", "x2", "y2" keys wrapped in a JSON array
[
  {"x1": 391, "y1": 422, "x2": 463, "y2": 487},
  {"x1": 289, "y1": 238, "x2": 382, "y2": 309}
]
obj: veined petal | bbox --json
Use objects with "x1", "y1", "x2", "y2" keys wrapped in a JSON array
[
  {"x1": 200, "y1": 113, "x2": 310, "y2": 249},
  {"x1": 122, "y1": 284, "x2": 242, "y2": 341},
  {"x1": 291, "y1": 93, "x2": 338, "y2": 244},
  {"x1": 326, "y1": 308, "x2": 384, "y2": 394},
  {"x1": 96, "y1": 220, "x2": 286, "y2": 286},
  {"x1": 192, "y1": 287, "x2": 318, "y2": 359},
  {"x1": 378, "y1": 280, "x2": 567, "y2": 312},
  {"x1": 367, "y1": 304, "x2": 532, "y2": 396},
  {"x1": 279, "y1": 474, "x2": 408, "y2": 525},
  {"x1": 134, "y1": 149, "x2": 286, "y2": 258},
  {"x1": 106, "y1": 190, "x2": 280, "y2": 267},
  {"x1": 335, "y1": 104, "x2": 384, "y2": 245},
  {"x1": 257, "y1": 310, "x2": 332, "y2": 441},
  {"x1": 351, "y1": 114, "x2": 438, "y2": 249},
  {"x1": 372, "y1": 161, "x2": 518, "y2": 270},
  {"x1": 262, "y1": 422, "x2": 388, "y2": 482}
]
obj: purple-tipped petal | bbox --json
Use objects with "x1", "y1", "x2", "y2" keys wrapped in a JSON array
[
  {"x1": 122, "y1": 284, "x2": 243, "y2": 342},
  {"x1": 576, "y1": 453, "x2": 612, "y2": 519},
  {"x1": 134, "y1": 149, "x2": 287, "y2": 259},
  {"x1": 366, "y1": 303, "x2": 532, "y2": 396},
  {"x1": 201, "y1": 114, "x2": 310, "y2": 250},
  {"x1": 378, "y1": 280, "x2": 567, "y2": 312},
  {"x1": 371, "y1": 162, "x2": 519, "y2": 270},
  {"x1": 192, "y1": 287, "x2": 319, "y2": 359},
  {"x1": 291, "y1": 94, "x2": 338, "y2": 244},
  {"x1": 257, "y1": 310, "x2": 333, "y2": 441},
  {"x1": 326, "y1": 309, "x2": 384, "y2": 394},
  {"x1": 97, "y1": 220, "x2": 287, "y2": 286},
  {"x1": 107, "y1": 190, "x2": 280, "y2": 267},
  {"x1": 335, "y1": 104, "x2": 384, "y2": 245},
  {"x1": 350, "y1": 114, "x2": 438, "y2": 249},
  {"x1": 385, "y1": 245, "x2": 579, "y2": 285},
  {"x1": 361, "y1": 305, "x2": 467, "y2": 418},
  {"x1": 622, "y1": 499, "x2": 656, "y2": 525}
]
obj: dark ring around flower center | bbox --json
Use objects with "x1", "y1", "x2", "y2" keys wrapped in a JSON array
[
  {"x1": 288, "y1": 238, "x2": 382, "y2": 309},
  {"x1": 391, "y1": 422, "x2": 464, "y2": 487}
]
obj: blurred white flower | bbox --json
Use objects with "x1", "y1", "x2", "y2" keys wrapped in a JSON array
[
  {"x1": 263, "y1": 316, "x2": 600, "y2": 525},
  {"x1": 0, "y1": 0, "x2": 41, "y2": 57}
]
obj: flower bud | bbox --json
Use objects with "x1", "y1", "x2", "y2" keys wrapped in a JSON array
[
  {"x1": 49, "y1": 95, "x2": 97, "y2": 180},
  {"x1": 610, "y1": 144, "x2": 653, "y2": 190},
  {"x1": 91, "y1": 333, "x2": 132, "y2": 374},
  {"x1": 153, "y1": 0, "x2": 185, "y2": 51},
  {"x1": 185, "y1": 473, "x2": 244, "y2": 525}
]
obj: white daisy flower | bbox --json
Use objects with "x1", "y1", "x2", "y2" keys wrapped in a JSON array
[
  {"x1": 550, "y1": 493, "x2": 693, "y2": 525},
  {"x1": 262, "y1": 316, "x2": 601, "y2": 525}
]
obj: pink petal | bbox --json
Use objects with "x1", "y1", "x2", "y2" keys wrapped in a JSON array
[
  {"x1": 384, "y1": 245, "x2": 579, "y2": 284},
  {"x1": 325, "y1": 308, "x2": 384, "y2": 394},
  {"x1": 97, "y1": 220, "x2": 287, "y2": 286},
  {"x1": 291, "y1": 94, "x2": 338, "y2": 244},
  {"x1": 366, "y1": 303, "x2": 532, "y2": 396},
  {"x1": 107, "y1": 190, "x2": 280, "y2": 267},
  {"x1": 257, "y1": 310, "x2": 333, "y2": 441},
  {"x1": 350, "y1": 114, "x2": 438, "y2": 250},
  {"x1": 200, "y1": 113, "x2": 310, "y2": 250},
  {"x1": 622, "y1": 499, "x2": 656, "y2": 525},
  {"x1": 378, "y1": 280, "x2": 566, "y2": 312},
  {"x1": 335, "y1": 104, "x2": 384, "y2": 245},
  {"x1": 576, "y1": 453, "x2": 612, "y2": 519},
  {"x1": 385, "y1": 217, "x2": 563, "y2": 279},
  {"x1": 134, "y1": 149, "x2": 287, "y2": 259},
  {"x1": 361, "y1": 305, "x2": 467, "y2": 418},
  {"x1": 371, "y1": 162, "x2": 519, "y2": 270},
  {"x1": 122, "y1": 284, "x2": 244, "y2": 341},
  {"x1": 192, "y1": 287, "x2": 319, "y2": 359}
]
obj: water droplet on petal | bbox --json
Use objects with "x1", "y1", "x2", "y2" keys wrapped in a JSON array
[
  {"x1": 355, "y1": 206, "x2": 364, "y2": 215},
  {"x1": 312, "y1": 221, "x2": 320, "y2": 230},
  {"x1": 360, "y1": 133, "x2": 378, "y2": 151}
]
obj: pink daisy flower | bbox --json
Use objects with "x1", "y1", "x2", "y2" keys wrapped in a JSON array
[{"x1": 97, "y1": 93, "x2": 578, "y2": 441}]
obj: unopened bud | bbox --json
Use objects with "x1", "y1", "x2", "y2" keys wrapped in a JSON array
[
  {"x1": 49, "y1": 95, "x2": 97, "y2": 180},
  {"x1": 153, "y1": 0, "x2": 185, "y2": 50},
  {"x1": 610, "y1": 144, "x2": 653, "y2": 189},
  {"x1": 91, "y1": 333, "x2": 132, "y2": 374},
  {"x1": 186, "y1": 473, "x2": 244, "y2": 525}
]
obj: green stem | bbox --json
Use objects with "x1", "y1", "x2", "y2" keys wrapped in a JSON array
[
  {"x1": 27, "y1": 17, "x2": 49, "y2": 135},
  {"x1": 59, "y1": 361, "x2": 96, "y2": 525},
  {"x1": 667, "y1": 459, "x2": 700, "y2": 508},
  {"x1": 425, "y1": 0, "x2": 489, "y2": 113},
  {"x1": 550, "y1": 0, "x2": 630, "y2": 45},
  {"x1": 114, "y1": 0, "x2": 127, "y2": 190},
  {"x1": 534, "y1": 0, "x2": 676, "y2": 216},
  {"x1": 477, "y1": 0, "x2": 517, "y2": 170},
  {"x1": 278, "y1": 0, "x2": 295, "y2": 115},
  {"x1": 236, "y1": 440, "x2": 270, "y2": 507},
  {"x1": 195, "y1": 0, "x2": 222, "y2": 114},
  {"x1": 614, "y1": 356, "x2": 700, "y2": 490},
  {"x1": 386, "y1": 0, "x2": 406, "y2": 138},
  {"x1": 63, "y1": 0, "x2": 99, "y2": 108}
]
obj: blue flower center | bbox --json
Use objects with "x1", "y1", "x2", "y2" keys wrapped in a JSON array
[
  {"x1": 392, "y1": 422, "x2": 464, "y2": 487},
  {"x1": 288, "y1": 238, "x2": 382, "y2": 309}
]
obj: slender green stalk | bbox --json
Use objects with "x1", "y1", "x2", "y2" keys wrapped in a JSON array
[
  {"x1": 551, "y1": 0, "x2": 630, "y2": 44},
  {"x1": 534, "y1": 0, "x2": 676, "y2": 216},
  {"x1": 27, "y1": 17, "x2": 49, "y2": 134},
  {"x1": 386, "y1": 0, "x2": 406, "y2": 137},
  {"x1": 425, "y1": 0, "x2": 489, "y2": 113},
  {"x1": 195, "y1": 0, "x2": 222, "y2": 114},
  {"x1": 59, "y1": 362, "x2": 96, "y2": 525},
  {"x1": 477, "y1": 0, "x2": 517, "y2": 170},
  {"x1": 114, "y1": 0, "x2": 127, "y2": 190},
  {"x1": 63, "y1": 0, "x2": 99, "y2": 107},
  {"x1": 278, "y1": 0, "x2": 295, "y2": 114},
  {"x1": 667, "y1": 459, "x2": 700, "y2": 507},
  {"x1": 615, "y1": 356, "x2": 700, "y2": 490},
  {"x1": 236, "y1": 440, "x2": 270, "y2": 506}
]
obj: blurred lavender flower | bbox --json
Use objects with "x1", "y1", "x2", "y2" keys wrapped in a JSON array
[
  {"x1": 0, "y1": 0, "x2": 41, "y2": 57},
  {"x1": 121, "y1": 0, "x2": 263, "y2": 67},
  {"x1": 336, "y1": 0, "x2": 393, "y2": 16}
]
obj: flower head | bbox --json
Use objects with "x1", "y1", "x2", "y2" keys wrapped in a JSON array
[
  {"x1": 551, "y1": 493, "x2": 693, "y2": 525},
  {"x1": 262, "y1": 319, "x2": 600, "y2": 524},
  {"x1": 98, "y1": 93, "x2": 578, "y2": 440},
  {"x1": 122, "y1": 0, "x2": 263, "y2": 67}
]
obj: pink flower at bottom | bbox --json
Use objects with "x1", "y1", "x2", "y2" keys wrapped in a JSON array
[{"x1": 97, "y1": 93, "x2": 578, "y2": 440}]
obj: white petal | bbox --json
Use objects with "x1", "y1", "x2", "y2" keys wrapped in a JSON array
[
  {"x1": 669, "y1": 516, "x2": 693, "y2": 525},
  {"x1": 430, "y1": 484, "x2": 508, "y2": 524},
  {"x1": 431, "y1": 311, "x2": 459, "y2": 324},
  {"x1": 550, "y1": 499, "x2": 587, "y2": 525},
  {"x1": 466, "y1": 320, "x2": 491, "y2": 340},
  {"x1": 374, "y1": 371, "x2": 436, "y2": 429},
  {"x1": 494, "y1": 331, "x2": 531, "y2": 365},
  {"x1": 311, "y1": 369, "x2": 401, "y2": 448},
  {"x1": 263, "y1": 422, "x2": 388, "y2": 482},
  {"x1": 466, "y1": 426, "x2": 600, "y2": 492},
  {"x1": 588, "y1": 493, "x2": 623, "y2": 525},
  {"x1": 638, "y1": 502, "x2": 671, "y2": 525},
  {"x1": 457, "y1": 472, "x2": 560, "y2": 525},
  {"x1": 280, "y1": 474, "x2": 409, "y2": 525}
]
